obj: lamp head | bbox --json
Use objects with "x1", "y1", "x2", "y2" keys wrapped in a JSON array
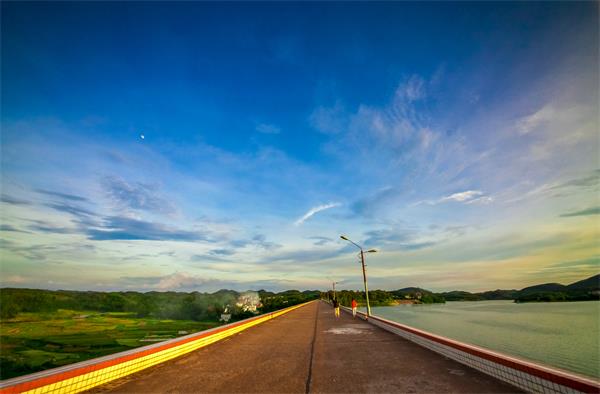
[
  {"x1": 366, "y1": 249, "x2": 378, "y2": 253},
  {"x1": 340, "y1": 235, "x2": 349, "y2": 241}
]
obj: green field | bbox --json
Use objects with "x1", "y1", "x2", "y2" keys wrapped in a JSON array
[{"x1": 0, "y1": 309, "x2": 218, "y2": 380}]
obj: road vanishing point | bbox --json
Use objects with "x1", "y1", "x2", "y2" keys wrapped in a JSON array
[{"x1": 90, "y1": 301, "x2": 518, "y2": 393}]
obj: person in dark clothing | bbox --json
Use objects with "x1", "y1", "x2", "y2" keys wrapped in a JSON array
[{"x1": 332, "y1": 299, "x2": 340, "y2": 318}]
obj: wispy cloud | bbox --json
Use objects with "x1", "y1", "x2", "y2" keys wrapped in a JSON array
[
  {"x1": 228, "y1": 234, "x2": 281, "y2": 251},
  {"x1": 414, "y1": 190, "x2": 493, "y2": 206},
  {"x1": 35, "y1": 189, "x2": 88, "y2": 202},
  {"x1": 0, "y1": 275, "x2": 27, "y2": 285},
  {"x1": 45, "y1": 202, "x2": 100, "y2": 227},
  {"x1": 248, "y1": 234, "x2": 281, "y2": 250},
  {"x1": 505, "y1": 170, "x2": 600, "y2": 204},
  {"x1": 0, "y1": 224, "x2": 30, "y2": 233},
  {"x1": 87, "y1": 216, "x2": 208, "y2": 242},
  {"x1": 262, "y1": 246, "x2": 350, "y2": 263},
  {"x1": 515, "y1": 102, "x2": 596, "y2": 161},
  {"x1": 309, "y1": 101, "x2": 347, "y2": 135},
  {"x1": 120, "y1": 272, "x2": 228, "y2": 291},
  {"x1": 308, "y1": 236, "x2": 334, "y2": 246},
  {"x1": 27, "y1": 220, "x2": 75, "y2": 234},
  {"x1": 542, "y1": 256, "x2": 599, "y2": 272},
  {"x1": 560, "y1": 206, "x2": 600, "y2": 217},
  {"x1": 363, "y1": 228, "x2": 412, "y2": 245},
  {"x1": 102, "y1": 176, "x2": 176, "y2": 216},
  {"x1": 43, "y1": 195, "x2": 214, "y2": 242},
  {"x1": 1, "y1": 194, "x2": 31, "y2": 205},
  {"x1": 464, "y1": 196, "x2": 494, "y2": 205},
  {"x1": 209, "y1": 248, "x2": 236, "y2": 256},
  {"x1": 551, "y1": 170, "x2": 600, "y2": 190},
  {"x1": 350, "y1": 187, "x2": 396, "y2": 217},
  {"x1": 517, "y1": 104, "x2": 555, "y2": 135},
  {"x1": 397, "y1": 74, "x2": 426, "y2": 102},
  {"x1": 255, "y1": 123, "x2": 281, "y2": 134},
  {"x1": 363, "y1": 227, "x2": 438, "y2": 251},
  {"x1": 294, "y1": 202, "x2": 341, "y2": 226},
  {"x1": 0, "y1": 240, "x2": 59, "y2": 261},
  {"x1": 116, "y1": 272, "x2": 299, "y2": 292},
  {"x1": 439, "y1": 190, "x2": 483, "y2": 202}
]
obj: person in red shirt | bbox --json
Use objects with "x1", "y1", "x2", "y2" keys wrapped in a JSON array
[{"x1": 351, "y1": 299, "x2": 358, "y2": 317}]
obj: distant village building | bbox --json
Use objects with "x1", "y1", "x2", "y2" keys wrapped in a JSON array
[
  {"x1": 236, "y1": 291, "x2": 261, "y2": 313},
  {"x1": 220, "y1": 306, "x2": 232, "y2": 322}
]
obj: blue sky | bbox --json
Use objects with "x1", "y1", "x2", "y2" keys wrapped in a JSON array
[{"x1": 1, "y1": 2, "x2": 598, "y2": 292}]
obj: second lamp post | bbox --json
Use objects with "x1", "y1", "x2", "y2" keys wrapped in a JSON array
[{"x1": 340, "y1": 235, "x2": 377, "y2": 317}]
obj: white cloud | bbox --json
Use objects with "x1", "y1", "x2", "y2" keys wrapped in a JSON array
[
  {"x1": 294, "y1": 202, "x2": 341, "y2": 226},
  {"x1": 313, "y1": 74, "x2": 439, "y2": 167},
  {"x1": 465, "y1": 196, "x2": 494, "y2": 205},
  {"x1": 515, "y1": 103, "x2": 596, "y2": 161},
  {"x1": 439, "y1": 190, "x2": 489, "y2": 204},
  {"x1": 256, "y1": 123, "x2": 281, "y2": 134},
  {"x1": 412, "y1": 190, "x2": 492, "y2": 206},
  {"x1": 156, "y1": 272, "x2": 212, "y2": 291},
  {"x1": 440, "y1": 190, "x2": 482, "y2": 202},
  {"x1": 395, "y1": 74, "x2": 426, "y2": 102}
]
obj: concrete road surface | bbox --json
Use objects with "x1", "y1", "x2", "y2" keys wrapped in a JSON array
[{"x1": 92, "y1": 300, "x2": 519, "y2": 393}]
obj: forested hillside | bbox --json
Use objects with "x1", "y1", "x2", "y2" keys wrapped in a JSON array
[{"x1": 0, "y1": 288, "x2": 320, "y2": 321}]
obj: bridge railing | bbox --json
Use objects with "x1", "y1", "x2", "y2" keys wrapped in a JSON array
[
  {"x1": 340, "y1": 305, "x2": 600, "y2": 394},
  {"x1": 0, "y1": 301, "x2": 314, "y2": 394}
]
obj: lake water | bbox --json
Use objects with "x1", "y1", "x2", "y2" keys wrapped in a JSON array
[{"x1": 364, "y1": 300, "x2": 600, "y2": 379}]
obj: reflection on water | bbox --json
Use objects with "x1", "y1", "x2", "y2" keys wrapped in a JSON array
[{"x1": 366, "y1": 300, "x2": 600, "y2": 379}]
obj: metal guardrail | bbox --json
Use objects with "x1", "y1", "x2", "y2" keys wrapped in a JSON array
[
  {"x1": 340, "y1": 305, "x2": 600, "y2": 394},
  {"x1": 0, "y1": 301, "x2": 315, "y2": 394}
]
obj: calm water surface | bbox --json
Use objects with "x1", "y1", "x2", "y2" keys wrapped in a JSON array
[{"x1": 365, "y1": 301, "x2": 599, "y2": 379}]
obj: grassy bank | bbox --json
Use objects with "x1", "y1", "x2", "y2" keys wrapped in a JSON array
[{"x1": 0, "y1": 309, "x2": 217, "y2": 380}]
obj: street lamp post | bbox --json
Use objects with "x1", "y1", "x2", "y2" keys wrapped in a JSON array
[
  {"x1": 340, "y1": 235, "x2": 377, "y2": 317},
  {"x1": 332, "y1": 281, "x2": 339, "y2": 300}
]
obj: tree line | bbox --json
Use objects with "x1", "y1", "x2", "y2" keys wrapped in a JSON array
[
  {"x1": 0, "y1": 288, "x2": 320, "y2": 321},
  {"x1": 320, "y1": 288, "x2": 445, "y2": 306}
]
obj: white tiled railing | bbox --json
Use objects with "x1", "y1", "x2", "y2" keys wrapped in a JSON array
[{"x1": 340, "y1": 305, "x2": 600, "y2": 394}]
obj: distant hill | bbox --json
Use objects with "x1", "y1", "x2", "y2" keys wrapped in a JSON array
[
  {"x1": 396, "y1": 287, "x2": 430, "y2": 293},
  {"x1": 390, "y1": 287, "x2": 445, "y2": 303},
  {"x1": 439, "y1": 290, "x2": 482, "y2": 301},
  {"x1": 514, "y1": 274, "x2": 600, "y2": 303},
  {"x1": 439, "y1": 289, "x2": 518, "y2": 301},
  {"x1": 391, "y1": 287, "x2": 434, "y2": 297},
  {"x1": 518, "y1": 283, "x2": 566, "y2": 295},
  {"x1": 567, "y1": 274, "x2": 600, "y2": 290},
  {"x1": 479, "y1": 289, "x2": 519, "y2": 300},
  {"x1": 355, "y1": 274, "x2": 600, "y2": 304},
  {"x1": 435, "y1": 274, "x2": 599, "y2": 303}
]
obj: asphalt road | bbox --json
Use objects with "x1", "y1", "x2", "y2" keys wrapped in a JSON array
[{"x1": 92, "y1": 301, "x2": 519, "y2": 393}]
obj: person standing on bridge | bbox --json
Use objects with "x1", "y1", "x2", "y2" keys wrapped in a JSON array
[
  {"x1": 332, "y1": 298, "x2": 340, "y2": 318},
  {"x1": 351, "y1": 299, "x2": 358, "y2": 317}
]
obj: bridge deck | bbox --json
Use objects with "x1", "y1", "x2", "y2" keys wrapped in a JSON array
[{"x1": 92, "y1": 301, "x2": 519, "y2": 393}]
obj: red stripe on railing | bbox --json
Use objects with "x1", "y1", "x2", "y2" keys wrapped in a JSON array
[
  {"x1": 0, "y1": 302, "x2": 311, "y2": 393},
  {"x1": 347, "y1": 308, "x2": 600, "y2": 393}
]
